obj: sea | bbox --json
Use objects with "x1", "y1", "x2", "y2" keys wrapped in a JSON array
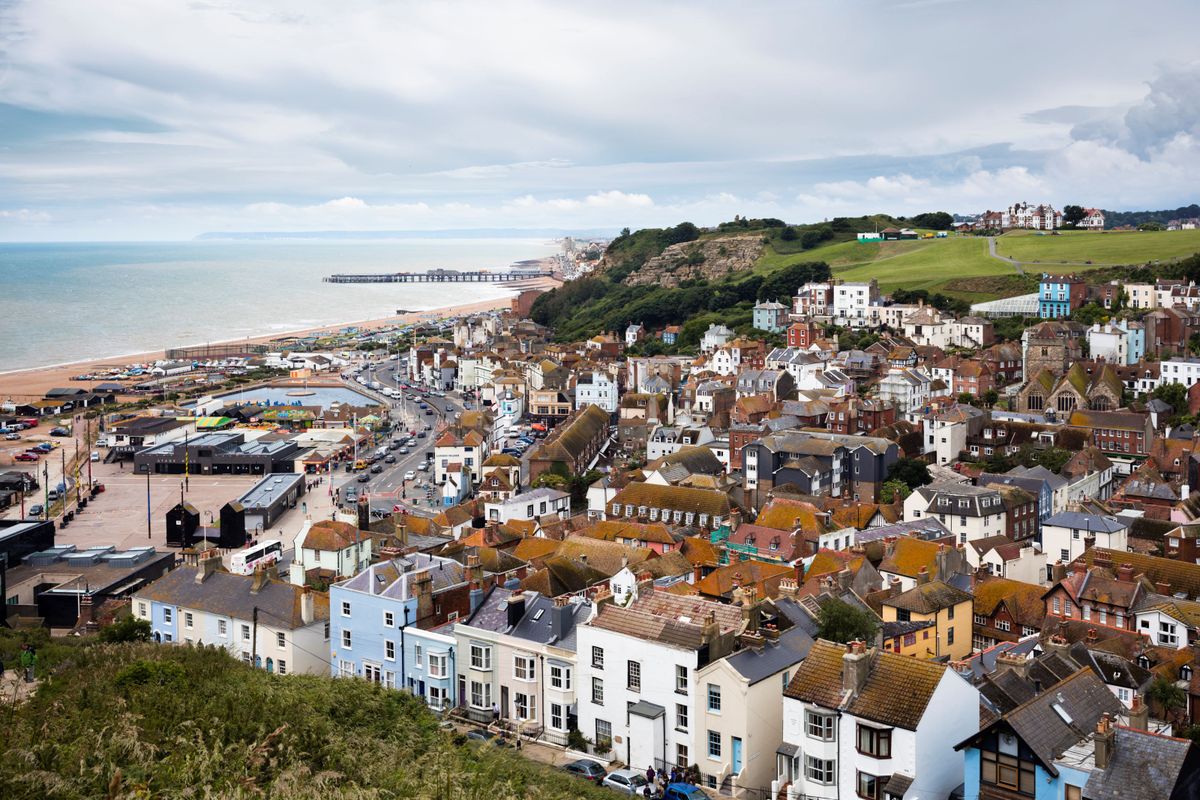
[{"x1": 0, "y1": 238, "x2": 558, "y2": 372}]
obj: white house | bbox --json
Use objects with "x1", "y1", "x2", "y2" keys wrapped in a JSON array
[
  {"x1": 831, "y1": 281, "x2": 879, "y2": 329},
  {"x1": 878, "y1": 368, "x2": 933, "y2": 420},
  {"x1": 575, "y1": 587, "x2": 745, "y2": 770},
  {"x1": 134, "y1": 551, "x2": 331, "y2": 676},
  {"x1": 288, "y1": 519, "x2": 373, "y2": 586},
  {"x1": 1159, "y1": 357, "x2": 1200, "y2": 390},
  {"x1": 904, "y1": 481, "x2": 1007, "y2": 546},
  {"x1": 701, "y1": 324, "x2": 734, "y2": 354},
  {"x1": 575, "y1": 371, "x2": 619, "y2": 414},
  {"x1": 778, "y1": 640, "x2": 980, "y2": 800},
  {"x1": 1041, "y1": 511, "x2": 1130, "y2": 570},
  {"x1": 1134, "y1": 597, "x2": 1200, "y2": 650},
  {"x1": 484, "y1": 487, "x2": 570, "y2": 523},
  {"x1": 646, "y1": 424, "x2": 715, "y2": 462}
]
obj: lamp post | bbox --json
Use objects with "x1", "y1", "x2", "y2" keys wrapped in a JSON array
[{"x1": 145, "y1": 468, "x2": 152, "y2": 540}]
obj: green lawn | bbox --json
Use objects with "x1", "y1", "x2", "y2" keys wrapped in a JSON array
[{"x1": 994, "y1": 228, "x2": 1200, "y2": 266}]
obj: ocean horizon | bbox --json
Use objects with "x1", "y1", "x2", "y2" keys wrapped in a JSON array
[{"x1": 0, "y1": 238, "x2": 558, "y2": 372}]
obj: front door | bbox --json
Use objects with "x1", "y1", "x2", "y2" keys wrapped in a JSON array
[
  {"x1": 500, "y1": 685, "x2": 509, "y2": 718},
  {"x1": 732, "y1": 736, "x2": 743, "y2": 774}
]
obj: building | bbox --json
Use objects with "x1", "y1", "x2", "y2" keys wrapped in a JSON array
[
  {"x1": 575, "y1": 587, "x2": 746, "y2": 770},
  {"x1": 701, "y1": 324, "x2": 734, "y2": 354},
  {"x1": 526, "y1": 404, "x2": 611, "y2": 482},
  {"x1": 753, "y1": 301, "x2": 788, "y2": 333},
  {"x1": 329, "y1": 554, "x2": 475, "y2": 706},
  {"x1": 483, "y1": 487, "x2": 570, "y2": 523},
  {"x1": 133, "y1": 431, "x2": 306, "y2": 476},
  {"x1": 235, "y1": 472, "x2": 306, "y2": 532},
  {"x1": 831, "y1": 280, "x2": 880, "y2": 328},
  {"x1": 903, "y1": 481, "x2": 1008, "y2": 545},
  {"x1": 879, "y1": 579, "x2": 974, "y2": 660},
  {"x1": 971, "y1": 576, "x2": 1046, "y2": 652},
  {"x1": 1041, "y1": 511, "x2": 1130, "y2": 570},
  {"x1": 1079, "y1": 207, "x2": 1106, "y2": 230},
  {"x1": 878, "y1": 367, "x2": 933, "y2": 418},
  {"x1": 606, "y1": 481, "x2": 733, "y2": 531},
  {"x1": 574, "y1": 370, "x2": 619, "y2": 414},
  {"x1": 779, "y1": 640, "x2": 980, "y2": 800},
  {"x1": 455, "y1": 588, "x2": 592, "y2": 744},
  {"x1": 1039, "y1": 273, "x2": 1088, "y2": 319},
  {"x1": 289, "y1": 519, "x2": 372, "y2": 586},
  {"x1": 1066, "y1": 410, "x2": 1154, "y2": 459},
  {"x1": 134, "y1": 552, "x2": 331, "y2": 675},
  {"x1": 743, "y1": 430, "x2": 898, "y2": 509}
]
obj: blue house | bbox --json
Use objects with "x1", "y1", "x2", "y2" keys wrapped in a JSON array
[
  {"x1": 330, "y1": 553, "x2": 483, "y2": 708},
  {"x1": 1039, "y1": 273, "x2": 1085, "y2": 319},
  {"x1": 752, "y1": 300, "x2": 788, "y2": 333}
]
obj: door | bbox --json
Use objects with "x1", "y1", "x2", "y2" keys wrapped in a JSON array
[
  {"x1": 500, "y1": 685, "x2": 509, "y2": 719},
  {"x1": 732, "y1": 736, "x2": 743, "y2": 774}
]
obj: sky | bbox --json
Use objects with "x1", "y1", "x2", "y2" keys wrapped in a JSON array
[{"x1": 1, "y1": 0, "x2": 1199, "y2": 240}]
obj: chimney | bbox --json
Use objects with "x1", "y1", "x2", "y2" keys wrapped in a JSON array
[
  {"x1": 694, "y1": 563, "x2": 705, "y2": 584},
  {"x1": 884, "y1": 536, "x2": 898, "y2": 558},
  {"x1": 916, "y1": 566, "x2": 931, "y2": 586},
  {"x1": 77, "y1": 594, "x2": 96, "y2": 630},
  {"x1": 250, "y1": 566, "x2": 270, "y2": 595},
  {"x1": 1051, "y1": 560, "x2": 1067, "y2": 583},
  {"x1": 888, "y1": 576, "x2": 902, "y2": 598},
  {"x1": 413, "y1": 569, "x2": 434, "y2": 622},
  {"x1": 1045, "y1": 633, "x2": 1071, "y2": 659},
  {"x1": 394, "y1": 514, "x2": 409, "y2": 549},
  {"x1": 842, "y1": 640, "x2": 872, "y2": 698},
  {"x1": 551, "y1": 601, "x2": 574, "y2": 641},
  {"x1": 836, "y1": 568, "x2": 852, "y2": 591},
  {"x1": 995, "y1": 650, "x2": 1030, "y2": 679},
  {"x1": 1117, "y1": 563, "x2": 1134, "y2": 583},
  {"x1": 357, "y1": 494, "x2": 370, "y2": 532},
  {"x1": 1128, "y1": 693, "x2": 1149, "y2": 731},
  {"x1": 301, "y1": 587, "x2": 315, "y2": 625},
  {"x1": 1093, "y1": 714, "x2": 1115, "y2": 771},
  {"x1": 1156, "y1": 580, "x2": 1171, "y2": 596},
  {"x1": 1086, "y1": 628, "x2": 1098, "y2": 645},
  {"x1": 506, "y1": 592, "x2": 527, "y2": 629},
  {"x1": 195, "y1": 549, "x2": 222, "y2": 584}
]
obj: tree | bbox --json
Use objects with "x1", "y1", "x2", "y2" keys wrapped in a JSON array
[
  {"x1": 887, "y1": 458, "x2": 932, "y2": 490},
  {"x1": 1146, "y1": 674, "x2": 1187, "y2": 724},
  {"x1": 816, "y1": 598, "x2": 880, "y2": 644},
  {"x1": 531, "y1": 472, "x2": 567, "y2": 490},
  {"x1": 879, "y1": 480, "x2": 910, "y2": 504},
  {"x1": 957, "y1": 392, "x2": 976, "y2": 406},
  {"x1": 1062, "y1": 205, "x2": 1086, "y2": 228},
  {"x1": 910, "y1": 211, "x2": 954, "y2": 231},
  {"x1": 1070, "y1": 302, "x2": 1108, "y2": 326},
  {"x1": 98, "y1": 614, "x2": 152, "y2": 643},
  {"x1": 982, "y1": 389, "x2": 1000, "y2": 408},
  {"x1": 1153, "y1": 381, "x2": 1189, "y2": 416},
  {"x1": 1139, "y1": 221, "x2": 1166, "y2": 231},
  {"x1": 779, "y1": 226, "x2": 798, "y2": 242}
]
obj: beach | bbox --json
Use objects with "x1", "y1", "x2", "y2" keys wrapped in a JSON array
[{"x1": 0, "y1": 276, "x2": 560, "y2": 401}]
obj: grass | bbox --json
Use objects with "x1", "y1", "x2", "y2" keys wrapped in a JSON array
[{"x1": 994, "y1": 228, "x2": 1200, "y2": 266}]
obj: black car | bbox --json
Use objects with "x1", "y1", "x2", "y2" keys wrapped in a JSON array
[
  {"x1": 370, "y1": 464, "x2": 384, "y2": 474},
  {"x1": 562, "y1": 759, "x2": 606, "y2": 783},
  {"x1": 384, "y1": 454, "x2": 396, "y2": 464},
  {"x1": 357, "y1": 472, "x2": 371, "y2": 483}
]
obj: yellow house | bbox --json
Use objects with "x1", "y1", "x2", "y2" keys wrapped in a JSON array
[
  {"x1": 881, "y1": 618, "x2": 937, "y2": 658},
  {"x1": 879, "y1": 578, "x2": 973, "y2": 660}
]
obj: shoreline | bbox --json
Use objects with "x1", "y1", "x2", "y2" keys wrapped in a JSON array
[{"x1": 0, "y1": 276, "x2": 560, "y2": 400}]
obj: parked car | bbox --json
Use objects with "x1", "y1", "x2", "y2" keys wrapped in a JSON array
[
  {"x1": 14, "y1": 452, "x2": 38, "y2": 462},
  {"x1": 663, "y1": 784, "x2": 708, "y2": 800},
  {"x1": 6, "y1": 432, "x2": 22, "y2": 440},
  {"x1": 465, "y1": 729, "x2": 512, "y2": 747},
  {"x1": 562, "y1": 759, "x2": 606, "y2": 783},
  {"x1": 424, "y1": 410, "x2": 434, "y2": 416},
  {"x1": 90, "y1": 451, "x2": 100, "y2": 462},
  {"x1": 417, "y1": 462, "x2": 429, "y2": 471},
  {"x1": 27, "y1": 504, "x2": 44, "y2": 517},
  {"x1": 49, "y1": 427, "x2": 72, "y2": 437},
  {"x1": 370, "y1": 464, "x2": 384, "y2": 474},
  {"x1": 603, "y1": 770, "x2": 649, "y2": 795}
]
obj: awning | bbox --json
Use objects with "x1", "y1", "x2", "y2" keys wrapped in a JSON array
[
  {"x1": 775, "y1": 743, "x2": 801, "y2": 758},
  {"x1": 628, "y1": 700, "x2": 665, "y2": 719}
]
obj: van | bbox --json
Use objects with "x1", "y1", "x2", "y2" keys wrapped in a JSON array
[
  {"x1": 354, "y1": 459, "x2": 368, "y2": 470},
  {"x1": 90, "y1": 451, "x2": 100, "y2": 462}
]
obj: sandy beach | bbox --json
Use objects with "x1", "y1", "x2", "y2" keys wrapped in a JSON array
[{"x1": 0, "y1": 277, "x2": 560, "y2": 401}]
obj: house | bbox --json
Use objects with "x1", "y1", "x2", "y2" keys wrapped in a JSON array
[
  {"x1": 1043, "y1": 561, "x2": 1145, "y2": 633},
  {"x1": 1066, "y1": 410, "x2": 1154, "y2": 459},
  {"x1": 455, "y1": 588, "x2": 593, "y2": 743},
  {"x1": 1133, "y1": 595, "x2": 1200, "y2": 650},
  {"x1": 831, "y1": 280, "x2": 880, "y2": 328},
  {"x1": 1088, "y1": 322, "x2": 1144, "y2": 366},
  {"x1": 434, "y1": 426, "x2": 488, "y2": 485},
  {"x1": 879, "y1": 578, "x2": 974, "y2": 660},
  {"x1": 753, "y1": 300, "x2": 789, "y2": 333},
  {"x1": 526, "y1": 404, "x2": 610, "y2": 483},
  {"x1": 903, "y1": 481, "x2": 1009, "y2": 545},
  {"x1": 575, "y1": 585, "x2": 747, "y2": 769},
  {"x1": 134, "y1": 551, "x2": 331, "y2": 675},
  {"x1": 288, "y1": 519, "x2": 373, "y2": 586},
  {"x1": 575, "y1": 370, "x2": 619, "y2": 414},
  {"x1": 701, "y1": 324, "x2": 735, "y2": 354},
  {"x1": 779, "y1": 639, "x2": 980, "y2": 800},
  {"x1": 606, "y1": 481, "x2": 733, "y2": 530},
  {"x1": 878, "y1": 367, "x2": 933, "y2": 419},
  {"x1": 330, "y1": 553, "x2": 477, "y2": 705},
  {"x1": 1041, "y1": 511, "x2": 1130, "y2": 571},
  {"x1": 484, "y1": 487, "x2": 570, "y2": 523},
  {"x1": 877, "y1": 537, "x2": 969, "y2": 592},
  {"x1": 1039, "y1": 273, "x2": 1088, "y2": 319},
  {"x1": 971, "y1": 576, "x2": 1046, "y2": 652},
  {"x1": 695, "y1": 592, "x2": 816, "y2": 796},
  {"x1": 1079, "y1": 207, "x2": 1105, "y2": 230},
  {"x1": 1022, "y1": 321, "x2": 1086, "y2": 381},
  {"x1": 742, "y1": 430, "x2": 899, "y2": 509},
  {"x1": 626, "y1": 323, "x2": 646, "y2": 347},
  {"x1": 647, "y1": 424, "x2": 717, "y2": 462}
]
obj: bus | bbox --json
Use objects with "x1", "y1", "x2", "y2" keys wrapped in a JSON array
[{"x1": 230, "y1": 539, "x2": 283, "y2": 575}]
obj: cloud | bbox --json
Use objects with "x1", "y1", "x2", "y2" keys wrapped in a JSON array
[{"x1": 0, "y1": 209, "x2": 51, "y2": 223}]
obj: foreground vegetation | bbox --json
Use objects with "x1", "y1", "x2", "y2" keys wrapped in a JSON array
[{"x1": 0, "y1": 638, "x2": 613, "y2": 800}]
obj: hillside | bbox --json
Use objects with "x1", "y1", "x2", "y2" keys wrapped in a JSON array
[
  {"x1": 0, "y1": 640, "x2": 614, "y2": 800},
  {"x1": 993, "y1": 228, "x2": 1200, "y2": 265}
]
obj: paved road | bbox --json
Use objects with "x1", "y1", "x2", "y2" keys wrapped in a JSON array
[{"x1": 987, "y1": 236, "x2": 1024, "y2": 275}]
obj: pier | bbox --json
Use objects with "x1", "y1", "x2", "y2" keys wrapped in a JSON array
[{"x1": 323, "y1": 268, "x2": 554, "y2": 284}]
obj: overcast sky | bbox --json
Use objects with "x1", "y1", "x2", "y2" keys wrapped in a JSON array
[{"x1": 1, "y1": 0, "x2": 1199, "y2": 240}]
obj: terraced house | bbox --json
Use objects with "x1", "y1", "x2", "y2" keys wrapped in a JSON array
[
  {"x1": 606, "y1": 481, "x2": 734, "y2": 531},
  {"x1": 527, "y1": 403, "x2": 610, "y2": 482},
  {"x1": 742, "y1": 430, "x2": 898, "y2": 510},
  {"x1": 971, "y1": 576, "x2": 1046, "y2": 651}
]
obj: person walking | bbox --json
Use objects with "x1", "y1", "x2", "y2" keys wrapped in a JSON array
[
  {"x1": 19, "y1": 645, "x2": 36, "y2": 683},
  {"x1": 645, "y1": 765, "x2": 655, "y2": 786}
]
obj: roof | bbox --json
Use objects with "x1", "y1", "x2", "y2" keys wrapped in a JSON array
[
  {"x1": 301, "y1": 520, "x2": 364, "y2": 552},
  {"x1": 722, "y1": 627, "x2": 814, "y2": 684},
  {"x1": 1075, "y1": 548, "x2": 1200, "y2": 600},
  {"x1": 783, "y1": 640, "x2": 949, "y2": 730},
  {"x1": 883, "y1": 580, "x2": 972, "y2": 614},
  {"x1": 694, "y1": 560, "x2": 793, "y2": 599},
  {"x1": 531, "y1": 404, "x2": 609, "y2": 463},
  {"x1": 588, "y1": 590, "x2": 743, "y2": 650},
  {"x1": 1084, "y1": 726, "x2": 1198, "y2": 800},
  {"x1": 878, "y1": 538, "x2": 943, "y2": 579},
  {"x1": 973, "y1": 576, "x2": 1047, "y2": 627},
  {"x1": 608, "y1": 482, "x2": 733, "y2": 518},
  {"x1": 138, "y1": 565, "x2": 329, "y2": 629}
]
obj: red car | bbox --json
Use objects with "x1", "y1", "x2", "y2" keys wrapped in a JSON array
[{"x1": 14, "y1": 452, "x2": 38, "y2": 461}]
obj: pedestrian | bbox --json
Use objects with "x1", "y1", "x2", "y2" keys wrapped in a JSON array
[
  {"x1": 20, "y1": 645, "x2": 36, "y2": 683},
  {"x1": 492, "y1": 702, "x2": 499, "y2": 723},
  {"x1": 646, "y1": 765, "x2": 655, "y2": 786}
]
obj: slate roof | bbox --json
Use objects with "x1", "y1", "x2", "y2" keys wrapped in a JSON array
[
  {"x1": 139, "y1": 565, "x2": 329, "y2": 629},
  {"x1": 783, "y1": 640, "x2": 949, "y2": 731},
  {"x1": 723, "y1": 626, "x2": 814, "y2": 685},
  {"x1": 1084, "y1": 726, "x2": 1199, "y2": 800}
]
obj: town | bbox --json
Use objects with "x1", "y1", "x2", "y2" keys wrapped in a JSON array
[{"x1": 6, "y1": 207, "x2": 1200, "y2": 800}]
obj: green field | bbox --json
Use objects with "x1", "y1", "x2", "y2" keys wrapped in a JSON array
[{"x1": 994, "y1": 228, "x2": 1200, "y2": 265}]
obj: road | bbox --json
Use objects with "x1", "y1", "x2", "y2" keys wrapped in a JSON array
[{"x1": 987, "y1": 236, "x2": 1024, "y2": 275}]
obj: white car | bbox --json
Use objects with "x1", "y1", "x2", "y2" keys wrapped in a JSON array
[
  {"x1": 403, "y1": 470, "x2": 416, "y2": 481},
  {"x1": 602, "y1": 770, "x2": 649, "y2": 795}
]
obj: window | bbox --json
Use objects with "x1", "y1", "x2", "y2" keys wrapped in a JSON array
[
  {"x1": 974, "y1": 614, "x2": 986, "y2": 625},
  {"x1": 428, "y1": 653, "x2": 448, "y2": 678},
  {"x1": 515, "y1": 655, "x2": 535, "y2": 681},
  {"x1": 707, "y1": 730, "x2": 721, "y2": 759},
  {"x1": 341, "y1": 601, "x2": 351, "y2": 617},
  {"x1": 276, "y1": 632, "x2": 285, "y2": 648},
  {"x1": 856, "y1": 725, "x2": 892, "y2": 758},
  {"x1": 549, "y1": 663, "x2": 571, "y2": 690},
  {"x1": 470, "y1": 644, "x2": 492, "y2": 670},
  {"x1": 857, "y1": 772, "x2": 882, "y2": 800},
  {"x1": 514, "y1": 692, "x2": 535, "y2": 720},
  {"x1": 676, "y1": 744, "x2": 690, "y2": 769},
  {"x1": 385, "y1": 640, "x2": 395, "y2": 660},
  {"x1": 341, "y1": 630, "x2": 352, "y2": 649},
  {"x1": 383, "y1": 610, "x2": 394, "y2": 627},
  {"x1": 592, "y1": 677, "x2": 604, "y2": 704},
  {"x1": 1160, "y1": 621, "x2": 1179, "y2": 646},
  {"x1": 805, "y1": 755, "x2": 835, "y2": 785},
  {"x1": 323, "y1": 622, "x2": 330, "y2": 640},
  {"x1": 413, "y1": 644, "x2": 423, "y2": 667},
  {"x1": 550, "y1": 702, "x2": 565, "y2": 730},
  {"x1": 676, "y1": 665, "x2": 688, "y2": 694},
  {"x1": 1065, "y1": 786, "x2": 1082, "y2": 800},
  {"x1": 184, "y1": 612, "x2": 193, "y2": 629},
  {"x1": 469, "y1": 681, "x2": 492, "y2": 709},
  {"x1": 806, "y1": 710, "x2": 835, "y2": 741},
  {"x1": 218, "y1": 620, "x2": 227, "y2": 637},
  {"x1": 707, "y1": 683, "x2": 722, "y2": 712},
  {"x1": 595, "y1": 720, "x2": 612, "y2": 750},
  {"x1": 592, "y1": 646, "x2": 604, "y2": 669},
  {"x1": 1053, "y1": 597, "x2": 1062, "y2": 614},
  {"x1": 676, "y1": 703, "x2": 689, "y2": 731},
  {"x1": 947, "y1": 605, "x2": 955, "y2": 620},
  {"x1": 137, "y1": 602, "x2": 147, "y2": 617},
  {"x1": 948, "y1": 627, "x2": 955, "y2": 645},
  {"x1": 980, "y1": 749, "x2": 1036, "y2": 794},
  {"x1": 996, "y1": 620, "x2": 1011, "y2": 632},
  {"x1": 242, "y1": 624, "x2": 251, "y2": 641},
  {"x1": 627, "y1": 660, "x2": 641, "y2": 691},
  {"x1": 277, "y1": 660, "x2": 287, "y2": 676}
]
